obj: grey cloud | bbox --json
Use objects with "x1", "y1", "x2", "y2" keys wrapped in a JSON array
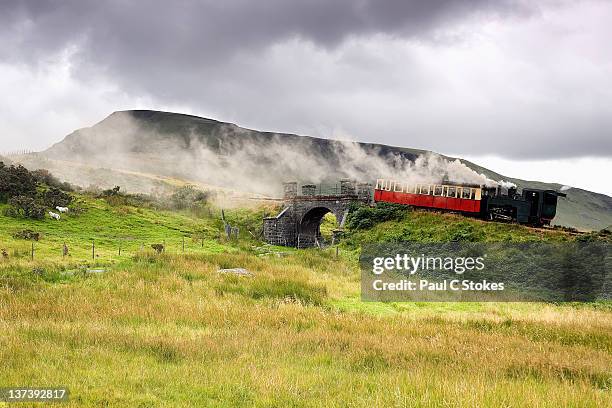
[
  {"x1": 1, "y1": 1, "x2": 532, "y2": 61},
  {"x1": 1, "y1": 0, "x2": 610, "y2": 160}
]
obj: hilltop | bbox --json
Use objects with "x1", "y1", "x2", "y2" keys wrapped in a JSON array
[{"x1": 9, "y1": 110, "x2": 611, "y2": 230}]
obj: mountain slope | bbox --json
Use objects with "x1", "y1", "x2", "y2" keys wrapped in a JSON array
[
  {"x1": 0, "y1": 155, "x2": 13, "y2": 166},
  {"x1": 38, "y1": 110, "x2": 612, "y2": 230}
]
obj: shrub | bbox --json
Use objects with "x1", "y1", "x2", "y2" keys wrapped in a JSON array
[
  {"x1": 575, "y1": 229, "x2": 612, "y2": 242},
  {"x1": 5, "y1": 196, "x2": 46, "y2": 219},
  {"x1": 448, "y1": 223, "x2": 484, "y2": 242},
  {"x1": 101, "y1": 186, "x2": 121, "y2": 197},
  {"x1": 151, "y1": 244, "x2": 165, "y2": 254},
  {"x1": 0, "y1": 162, "x2": 37, "y2": 202},
  {"x1": 169, "y1": 185, "x2": 209, "y2": 210},
  {"x1": 43, "y1": 187, "x2": 72, "y2": 208},
  {"x1": 346, "y1": 202, "x2": 408, "y2": 230},
  {"x1": 31, "y1": 169, "x2": 73, "y2": 191},
  {"x1": 12, "y1": 229, "x2": 41, "y2": 241}
]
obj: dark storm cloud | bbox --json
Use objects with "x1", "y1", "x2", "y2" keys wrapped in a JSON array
[
  {"x1": 0, "y1": 0, "x2": 532, "y2": 61},
  {"x1": 1, "y1": 0, "x2": 611, "y2": 159}
]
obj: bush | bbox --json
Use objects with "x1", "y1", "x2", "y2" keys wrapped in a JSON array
[
  {"x1": 101, "y1": 186, "x2": 121, "y2": 197},
  {"x1": 13, "y1": 229, "x2": 41, "y2": 241},
  {"x1": 0, "y1": 162, "x2": 37, "y2": 202},
  {"x1": 151, "y1": 244, "x2": 165, "y2": 254},
  {"x1": 447, "y1": 223, "x2": 484, "y2": 242},
  {"x1": 169, "y1": 185, "x2": 209, "y2": 210},
  {"x1": 43, "y1": 187, "x2": 72, "y2": 208},
  {"x1": 5, "y1": 195, "x2": 46, "y2": 219},
  {"x1": 346, "y1": 202, "x2": 408, "y2": 230},
  {"x1": 575, "y1": 228, "x2": 612, "y2": 242},
  {"x1": 31, "y1": 169, "x2": 73, "y2": 191}
]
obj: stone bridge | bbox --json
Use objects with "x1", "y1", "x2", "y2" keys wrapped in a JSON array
[{"x1": 263, "y1": 180, "x2": 371, "y2": 248}]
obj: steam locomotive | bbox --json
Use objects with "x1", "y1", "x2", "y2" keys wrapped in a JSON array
[{"x1": 374, "y1": 179, "x2": 566, "y2": 226}]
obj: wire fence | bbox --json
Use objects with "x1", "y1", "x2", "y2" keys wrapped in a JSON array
[
  {"x1": 1, "y1": 150, "x2": 37, "y2": 157},
  {"x1": 1, "y1": 232, "x2": 243, "y2": 263}
]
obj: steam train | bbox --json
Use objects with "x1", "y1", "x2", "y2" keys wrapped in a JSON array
[{"x1": 374, "y1": 179, "x2": 566, "y2": 226}]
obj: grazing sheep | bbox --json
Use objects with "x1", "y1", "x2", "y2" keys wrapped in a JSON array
[
  {"x1": 56, "y1": 206, "x2": 69, "y2": 213},
  {"x1": 49, "y1": 211, "x2": 61, "y2": 220}
]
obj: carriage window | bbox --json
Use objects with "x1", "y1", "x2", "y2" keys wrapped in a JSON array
[
  {"x1": 434, "y1": 186, "x2": 443, "y2": 196},
  {"x1": 422, "y1": 185, "x2": 431, "y2": 195},
  {"x1": 447, "y1": 187, "x2": 456, "y2": 197},
  {"x1": 462, "y1": 188, "x2": 472, "y2": 199}
]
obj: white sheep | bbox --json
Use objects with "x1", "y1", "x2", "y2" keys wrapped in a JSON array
[
  {"x1": 49, "y1": 211, "x2": 61, "y2": 220},
  {"x1": 56, "y1": 206, "x2": 69, "y2": 213}
]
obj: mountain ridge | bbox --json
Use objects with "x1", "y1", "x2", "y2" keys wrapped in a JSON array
[{"x1": 38, "y1": 110, "x2": 612, "y2": 231}]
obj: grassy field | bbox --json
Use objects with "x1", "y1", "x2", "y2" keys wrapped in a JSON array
[{"x1": 0, "y1": 194, "x2": 610, "y2": 407}]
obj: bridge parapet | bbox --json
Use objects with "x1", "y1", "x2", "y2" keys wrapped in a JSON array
[{"x1": 264, "y1": 181, "x2": 372, "y2": 248}]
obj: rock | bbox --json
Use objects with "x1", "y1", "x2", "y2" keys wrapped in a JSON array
[{"x1": 217, "y1": 268, "x2": 252, "y2": 276}]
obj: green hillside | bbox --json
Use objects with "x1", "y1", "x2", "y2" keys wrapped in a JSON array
[
  {"x1": 1, "y1": 188, "x2": 610, "y2": 406},
  {"x1": 0, "y1": 193, "x2": 263, "y2": 265},
  {"x1": 36, "y1": 109, "x2": 612, "y2": 231},
  {"x1": 0, "y1": 190, "x2": 585, "y2": 268}
]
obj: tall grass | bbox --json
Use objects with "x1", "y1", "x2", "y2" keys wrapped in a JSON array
[
  {"x1": 1, "y1": 252, "x2": 610, "y2": 407},
  {"x1": 0, "y1": 194, "x2": 610, "y2": 406}
]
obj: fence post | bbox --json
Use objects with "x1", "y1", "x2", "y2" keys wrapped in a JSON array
[
  {"x1": 118, "y1": 242, "x2": 122, "y2": 256},
  {"x1": 182, "y1": 236, "x2": 185, "y2": 252},
  {"x1": 92, "y1": 240, "x2": 95, "y2": 261},
  {"x1": 31, "y1": 241, "x2": 34, "y2": 260}
]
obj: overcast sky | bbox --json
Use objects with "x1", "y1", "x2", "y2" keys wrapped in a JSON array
[{"x1": 0, "y1": 0, "x2": 610, "y2": 194}]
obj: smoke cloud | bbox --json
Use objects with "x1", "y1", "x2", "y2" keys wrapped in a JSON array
[{"x1": 39, "y1": 112, "x2": 510, "y2": 196}]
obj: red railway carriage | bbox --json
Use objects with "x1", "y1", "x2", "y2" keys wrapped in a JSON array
[{"x1": 374, "y1": 179, "x2": 482, "y2": 214}]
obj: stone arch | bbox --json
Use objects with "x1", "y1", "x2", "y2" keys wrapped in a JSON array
[
  {"x1": 298, "y1": 206, "x2": 341, "y2": 247},
  {"x1": 264, "y1": 192, "x2": 367, "y2": 248}
]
